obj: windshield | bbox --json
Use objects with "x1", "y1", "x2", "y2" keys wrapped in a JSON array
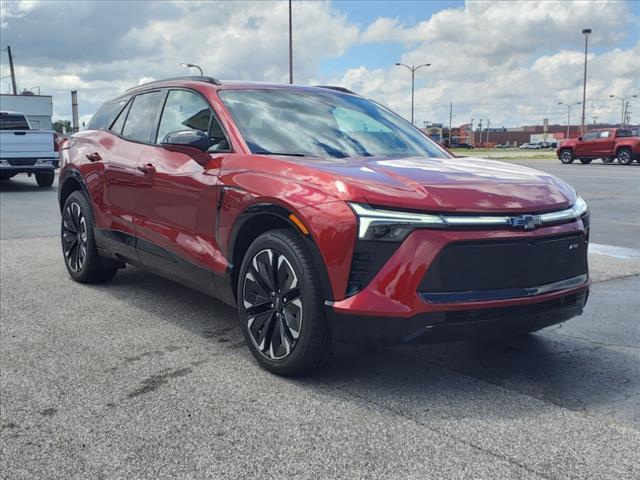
[{"x1": 219, "y1": 89, "x2": 449, "y2": 159}]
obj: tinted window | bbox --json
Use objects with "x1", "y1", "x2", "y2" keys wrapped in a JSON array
[
  {"x1": 87, "y1": 98, "x2": 129, "y2": 130},
  {"x1": 110, "y1": 100, "x2": 131, "y2": 134},
  {"x1": 0, "y1": 114, "x2": 30, "y2": 130},
  {"x1": 582, "y1": 132, "x2": 598, "y2": 141},
  {"x1": 219, "y1": 89, "x2": 448, "y2": 159},
  {"x1": 121, "y1": 91, "x2": 164, "y2": 142},
  {"x1": 616, "y1": 129, "x2": 632, "y2": 137},
  {"x1": 156, "y1": 90, "x2": 212, "y2": 143}
]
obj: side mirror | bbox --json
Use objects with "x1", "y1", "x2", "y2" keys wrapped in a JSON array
[
  {"x1": 161, "y1": 130, "x2": 212, "y2": 152},
  {"x1": 577, "y1": 136, "x2": 582, "y2": 141}
]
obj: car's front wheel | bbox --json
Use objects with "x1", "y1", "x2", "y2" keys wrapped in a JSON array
[
  {"x1": 617, "y1": 148, "x2": 633, "y2": 165},
  {"x1": 238, "y1": 229, "x2": 332, "y2": 376},
  {"x1": 559, "y1": 149, "x2": 574, "y2": 164},
  {"x1": 61, "y1": 191, "x2": 118, "y2": 283}
]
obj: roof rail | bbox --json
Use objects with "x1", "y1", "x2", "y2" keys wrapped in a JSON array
[
  {"x1": 315, "y1": 85, "x2": 359, "y2": 95},
  {"x1": 126, "y1": 76, "x2": 222, "y2": 91}
]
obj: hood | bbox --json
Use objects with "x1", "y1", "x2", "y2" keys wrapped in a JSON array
[{"x1": 295, "y1": 155, "x2": 577, "y2": 213}]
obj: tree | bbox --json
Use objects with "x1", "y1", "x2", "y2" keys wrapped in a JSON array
[{"x1": 53, "y1": 120, "x2": 71, "y2": 134}]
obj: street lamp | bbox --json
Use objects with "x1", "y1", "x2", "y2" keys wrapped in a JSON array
[
  {"x1": 609, "y1": 94, "x2": 637, "y2": 127},
  {"x1": 580, "y1": 28, "x2": 591, "y2": 135},
  {"x1": 394, "y1": 62, "x2": 431, "y2": 125},
  {"x1": 558, "y1": 101, "x2": 581, "y2": 139},
  {"x1": 180, "y1": 63, "x2": 203, "y2": 76}
]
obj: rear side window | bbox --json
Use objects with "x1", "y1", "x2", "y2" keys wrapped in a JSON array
[
  {"x1": 0, "y1": 114, "x2": 30, "y2": 130},
  {"x1": 87, "y1": 98, "x2": 129, "y2": 130},
  {"x1": 616, "y1": 129, "x2": 632, "y2": 137},
  {"x1": 121, "y1": 91, "x2": 164, "y2": 143},
  {"x1": 110, "y1": 100, "x2": 131, "y2": 134},
  {"x1": 156, "y1": 90, "x2": 212, "y2": 142}
]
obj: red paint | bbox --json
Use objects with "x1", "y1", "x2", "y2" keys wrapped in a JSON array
[
  {"x1": 557, "y1": 128, "x2": 640, "y2": 160},
  {"x1": 61, "y1": 79, "x2": 589, "y2": 319}
]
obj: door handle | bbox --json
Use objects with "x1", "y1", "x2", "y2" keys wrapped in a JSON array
[
  {"x1": 86, "y1": 152, "x2": 102, "y2": 162},
  {"x1": 137, "y1": 163, "x2": 156, "y2": 174}
]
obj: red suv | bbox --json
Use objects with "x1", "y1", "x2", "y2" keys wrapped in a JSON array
[
  {"x1": 557, "y1": 128, "x2": 640, "y2": 165},
  {"x1": 59, "y1": 77, "x2": 590, "y2": 375}
]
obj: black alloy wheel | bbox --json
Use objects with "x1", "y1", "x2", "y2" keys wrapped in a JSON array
[
  {"x1": 238, "y1": 229, "x2": 332, "y2": 376},
  {"x1": 62, "y1": 200, "x2": 88, "y2": 273},
  {"x1": 61, "y1": 191, "x2": 118, "y2": 283},
  {"x1": 243, "y1": 248, "x2": 302, "y2": 360}
]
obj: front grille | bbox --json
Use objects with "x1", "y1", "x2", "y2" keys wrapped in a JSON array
[
  {"x1": 420, "y1": 233, "x2": 588, "y2": 294},
  {"x1": 346, "y1": 241, "x2": 400, "y2": 297}
]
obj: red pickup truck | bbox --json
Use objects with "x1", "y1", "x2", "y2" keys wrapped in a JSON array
[{"x1": 557, "y1": 128, "x2": 640, "y2": 165}]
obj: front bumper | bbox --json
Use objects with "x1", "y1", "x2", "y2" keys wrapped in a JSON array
[{"x1": 327, "y1": 220, "x2": 590, "y2": 343}]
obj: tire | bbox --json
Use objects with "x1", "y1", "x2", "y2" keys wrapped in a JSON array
[
  {"x1": 579, "y1": 158, "x2": 593, "y2": 164},
  {"x1": 36, "y1": 171, "x2": 55, "y2": 187},
  {"x1": 61, "y1": 191, "x2": 118, "y2": 283},
  {"x1": 237, "y1": 229, "x2": 332, "y2": 376},
  {"x1": 559, "y1": 149, "x2": 574, "y2": 164},
  {"x1": 602, "y1": 157, "x2": 614, "y2": 163},
  {"x1": 617, "y1": 148, "x2": 633, "y2": 165}
]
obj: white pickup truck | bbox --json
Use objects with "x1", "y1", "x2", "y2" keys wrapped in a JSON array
[{"x1": 0, "y1": 111, "x2": 59, "y2": 187}]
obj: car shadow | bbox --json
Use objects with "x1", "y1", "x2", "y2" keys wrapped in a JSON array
[
  {"x1": 0, "y1": 176, "x2": 58, "y2": 192},
  {"x1": 92, "y1": 266, "x2": 638, "y2": 424}
]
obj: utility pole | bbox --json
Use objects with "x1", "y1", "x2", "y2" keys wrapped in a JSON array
[
  {"x1": 469, "y1": 118, "x2": 474, "y2": 145},
  {"x1": 580, "y1": 28, "x2": 592, "y2": 135},
  {"x1": 71, "y1": 91, "x2": 79, "y2": 133},
  {"x1": 288, "y1": 0, "x2": 293, "y2": 84},
  {"x1": 478, "y1": 119, "x2": 483, "y2": 147},
  {"x1": 7, "y1": 45, "x2": 17, "y2": 95},
  {"x1": 486, "y1": 118, "x2": 491, "y2": 143},
  {"x1": 448, "y1": 101, "x2": 453, "y2": 147},
  {"x1": 609, "y1": 95, "x2": 637, "y2": 127},
  {"x1": 558, "y1": 101, "x2": 581, "y2": 139}
]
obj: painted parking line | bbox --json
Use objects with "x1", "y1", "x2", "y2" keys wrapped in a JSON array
[{"x1": 589, "y1": 243, "x2": 640, "y2": 260}]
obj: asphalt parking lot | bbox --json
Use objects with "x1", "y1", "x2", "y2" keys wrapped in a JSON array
[{"x1": 1, "y1": 159, "x2": 639, "y2": 479}]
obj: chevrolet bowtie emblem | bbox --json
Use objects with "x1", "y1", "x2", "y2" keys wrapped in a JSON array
[{"x1": 510, "y1": 214, "x2": 543, "y2": 231}]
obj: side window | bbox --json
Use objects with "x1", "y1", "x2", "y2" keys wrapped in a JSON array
[
  {"x1": 599, "y1": 130, "x2": 610, "y2": 138},
  {"x1": 616, "y1": 129, "x2": 632, "y2": 137},
  {"x1": 110, "y1": 100, "x2": 131, "y2": 134},
  {"x1": 121, "y1": 91, "x2": 164, "y2": 142},
  {"x1": 582, "y1": 132, "x2": 597, "y2": 141},
  {"x1": 156, "y1": 90, "x2": 212, "y2": 143},
  {"x1": 87, "y1": 98, "x2": 129, "y2": 131}
]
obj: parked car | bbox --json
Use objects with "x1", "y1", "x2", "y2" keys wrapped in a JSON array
[
  {"x1": 519, "y1": 143, "x2": 542, "y2": 150},
  {"x1": 0, "y1": 111, "x2": 59, "y2": 186},
  {"x1": 557, "y1": 128, "x2": 640, "y2": 164},
  {"x1": 59, "y1": 77, "x2": 590, "y2": 375},
  {"x1": 538, "y1": 141, "x2": 558, "y2": 149},
  {"x1": 453, "y1": 143, "x2": 474, "y2": 149},
  {"x1": 494, "y1": 143, "x2": 509, "y2": 148}
]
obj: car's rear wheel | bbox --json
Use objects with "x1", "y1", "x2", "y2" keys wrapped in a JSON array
[
  {"x1": 617, "y1": 148, "x2": 633, "y2": 165},
  {"x1": 238, "y1": 229, "x2": 331, "y2": 376},
  {"x1": 61, "y1": 191, "x2": 118, "y2": 283},
  {"x1": 36, "y1": 171, "x2": 55, "y2": 187},
  {"x1": 559, "y1": 149, "x2": 574, "y2": 164},
  {"x1": 579, "y1": 158, "x2": 593, "y2": 164}
]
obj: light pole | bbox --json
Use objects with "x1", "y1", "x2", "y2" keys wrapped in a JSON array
[
  {"x1": 289, "y1": 0, "x2": 293, "y2": 84},
  {"x1": 580, "y1": 28, "x2": 591, "y2": 135},
  {"x1": 609, "y1": 94, "x2": 637, "y2": 127},
  {"x1": 180, "y1": 63, "x2": 203, "y2": 76},
  {"x1": 558, "y1": 101, "x2": 581, "y2": 139},
  {"x1": 394, "y1": 63, "x2": 431, "y2": 124}
]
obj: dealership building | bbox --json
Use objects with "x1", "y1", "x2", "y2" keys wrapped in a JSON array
[{"x1": 0, "y1": 93, "x2": 53, "y2": 130}]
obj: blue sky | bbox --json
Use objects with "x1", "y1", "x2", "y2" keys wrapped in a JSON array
[{"x1": 0, "y1": 0, "x2": 638, "y2": 126}]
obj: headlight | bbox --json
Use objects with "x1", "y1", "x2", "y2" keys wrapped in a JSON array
[
  {"x1": 572, "y1": 195, "x2": 588, "y2": 217},
  {"x1": 350, "y1": 203, "x2": 446, "y2": 241}
]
